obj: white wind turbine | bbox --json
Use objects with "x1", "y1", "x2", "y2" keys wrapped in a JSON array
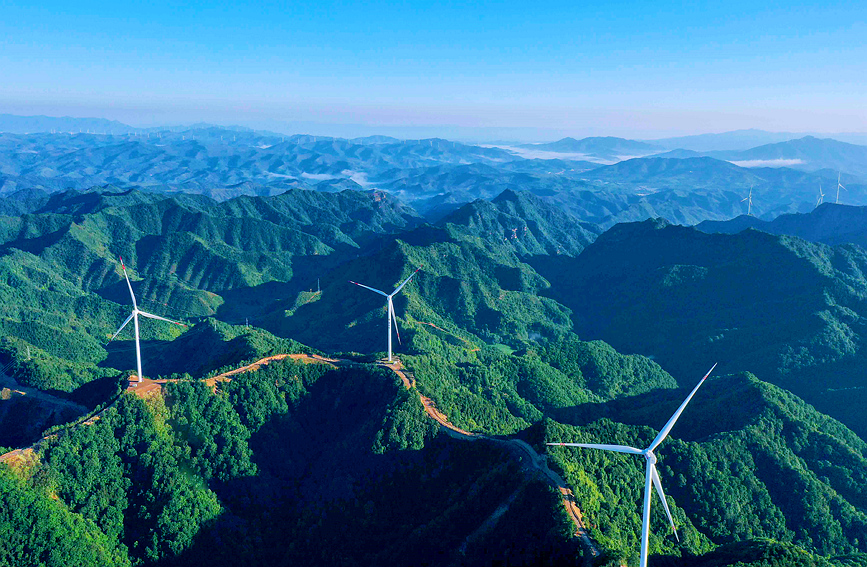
[
  {"x1": 741, "y1": 186, "x2": 753, "y2": 216},
  {"x1": 548, "y1": 363, "x2": 718, "y2": 567},
  {"x1": 110, "y1": 257, "x2": 187, "y2": 383},
  {"x1": 817, "y1": 183, "x2": 825, "y2": 207},
  {"x1": 350, "y1": 266, "x2": 422, "y2": 362},
  {"x1": 836, "y1": 172, "x2": 846, "y2": 204}
]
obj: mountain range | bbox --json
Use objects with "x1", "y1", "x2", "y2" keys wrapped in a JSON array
[
  {"x1": 1, "y1": 186, "x2": 867, "y2": 564},
  {"x1": 3, "y1": 114, "x2": 867, "y2": 566},
  {"x1": 697, "y1": 203, "x2": 867, "y2": 249},
  {"x1": 518, "y1": 136, "x2": 663, "y2": 161},
  {"x1": 701, "y1": 136, "x2": 867, "y2": 180},
  {"x1": 3, "y1": 124, "x2": 867, "y2": 231},
  {"x1": 536, "y1": 217, "x2": 867, "y2": 439}
]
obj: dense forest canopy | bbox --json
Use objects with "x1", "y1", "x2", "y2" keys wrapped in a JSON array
[{"x1": 2, "y1": 177, "x2": 867, "y2": 566}]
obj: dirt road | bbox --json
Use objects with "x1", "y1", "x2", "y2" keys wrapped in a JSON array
[
  {"x1": 378, "y1": 359, "x2": 601, "y2": 560},
  {"x1": 0, "y1": 352, "x2": 601, "y2": 562},
  {"x1": 0, "y1": 371, "x2": 88, "y2": 414},
  {"x1": 0, "y1": 353, "x2": 342, "y2": 465}
]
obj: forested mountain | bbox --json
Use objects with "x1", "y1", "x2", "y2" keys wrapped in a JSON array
[
  {"x1": 264, "y1": 221, "x2": 574, "y2": 352},
  {"x1": 0, "y1": 187, "x2": 421, "y2": 396},
  {"x1": 439, "y1": 189, "x2": 601, "y2": 257},
  {"x1": 0, "y1": 131, "x2": 517, "y2": 196},
  {"x1": 1, "y1": 359, "x2": 579, "y2": 566},
  {"x1": 697, "y1": 203, "x2": 867, "y2": 249},
  {"x1": 4, "y1": 129, "x2": 867, "y2": 230},
  {"x1": 577, "y1": 157, "x2": 867, "y2": 218},
  {"x1": 537, "y1": 218, "x2": 867, "y2": 438},
  {"x1": 650, "y1": 129, "x2": 810, "y2": 152},
  {"x1": 546, "y1": 371, "x2": 867, "y2": 560},
  {"x1": 0, "y1": 114, "x2": 136, "y2": 135},
  {"x1": 3, "y1": 166, "x2": 867, "y2": 565}
]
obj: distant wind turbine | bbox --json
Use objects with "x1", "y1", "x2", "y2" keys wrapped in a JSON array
[
  {"x1": 817, "y1": 183, "x2": 825, "y2": 208},
  {"x1": 110, "y1": 257, "x2": 187, "y2": 383},
  {"x1": 836, "y1": 172, "x2": 846, "y2": 204},
  {"x1": 548, "y1": 363, "x2": 718, "y2": 567},
  {"x1": 741, "y1": 186, "x2": 753, "y2": 216},
  {"x1": 350, "y1": 266, "x2": 422, "y2": 362}
]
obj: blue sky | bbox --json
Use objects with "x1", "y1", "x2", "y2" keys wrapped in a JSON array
[{"x1": 1, "y1": 0, "x2": 865, "y2": 138}]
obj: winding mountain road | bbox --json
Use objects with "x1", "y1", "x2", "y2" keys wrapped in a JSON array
[
  {"x1": 0, "y1": 352, "x2": 601, "y2": 562},
  {"x1": 378, "y1": 359, "x2": 601, "y2": 562}
]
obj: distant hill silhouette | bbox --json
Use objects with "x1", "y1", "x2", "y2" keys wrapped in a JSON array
[{"x1": 697, "y1": 203, "x2": 867, "y2": 248}]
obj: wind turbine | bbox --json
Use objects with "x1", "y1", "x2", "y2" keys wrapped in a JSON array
[
  {"x1": 836, "y1": 172, "x2": 846, "y2": 204},
  {"x1": 741, "y1": 186, "x2": 753, "y2": 216},
  {"x1": 817, "y1": 183, "x2": 825, "y2": 208},
  {"x1": 110, "y1": 257, "x2": 187, "y2": 383},
  {"x1": 349, "y1": 266, "x2": 422, "y2": 362},
  {"x1": 548, "y1": 363, "x2": 718, "y2": 567}
]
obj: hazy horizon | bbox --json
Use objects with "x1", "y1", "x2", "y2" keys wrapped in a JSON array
[
  {"x1": 4, "y1": 112, "x2": 867, "y2": 146},
  {"x1": 2, "y1": 0, "x2": 865, "y2": 140}
]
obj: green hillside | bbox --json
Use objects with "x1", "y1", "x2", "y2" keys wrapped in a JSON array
[
  {"x1": 2, "y1": 359, "x2": 578, "y2": 566},
  {"x1": 697, "y1": 203, "x2": 867, "y2": 249},
  {"x1": 3, "y1": 187, "x2": 867, "y2": 566},
  {"x1": 539, "y1": 218, "x2": 867, "y2": 437},
  {"x1": 440, "y1": 189, "x2": 601, "y2": 257},
  {"x1": 0, "y1": 187, "x2": 421, "y2": 396},
  {"x1": 267, "y1": 221, "x2": 574, "y2": 352},
  {"x1": 546, "y1": 373, "x2": 867, "y2": 561}
]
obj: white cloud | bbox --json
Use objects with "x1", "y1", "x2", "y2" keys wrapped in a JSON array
[
  {"x1": 342, "y1": 169, "x2": 374, "y2": 187},
  {"x1": 301, "y1": 172, "x2": 339, "y2": 181},
  {"x1": 480, "y1": 144, "x2": 611, "y2": 163},
  {"x1": 729, "y1": 159, "x2": 805, "y2": 168}
]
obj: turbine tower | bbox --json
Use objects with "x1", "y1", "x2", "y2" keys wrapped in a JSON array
[
  {"x1": 350, "y1": 266, "x2": 422, "y2": 362},
  {"x1": 836, "y1": 172, "x2": 846, "y2": 204},
  {"x1": 548, "y1": 363, "x2": 718, "y2": 567},
  {"x1": 110, "y1": 257, "x2": 187, "y2": 383},
  {"x1": 741, "y1": 186, "x2": 753, "y2": 216},
  {"x1": 817, "y1": 183, "x2": 825, "y2": 208}
]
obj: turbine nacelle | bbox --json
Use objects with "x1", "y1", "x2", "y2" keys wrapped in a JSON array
[
  {"x1": 350, "y1": 265, "x2": 423, "y2": 362},
  {"x1": 111, "y1": 257, "x2": 186, "y2": 382},
  {"x1": 836, "y1": 172, "x2": 846, "y2": 204}
]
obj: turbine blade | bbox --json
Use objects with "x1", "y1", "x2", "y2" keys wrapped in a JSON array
[
  {"x1": 110, "y1": 312, "x2": 135, "y2": 341},
  {"x1": 546, "y1": 442, "x2": 643, "y2": 455},
  {"x1": 651, "y1": 463, "x2": 679, "y2": 542},
  {"x1": 649, "y1": 363, "x2": 717, "y2": 451},
  {"x1": 391, "y1": 265, "x2": 423, "y2": 296},
  {"x1": 119, "y1": 257, "x2": 137, "y2": 309},
  {"x1": 349, "y1": 280, "x2": 388, "y2": 297},
  {"x1": 137, "y1": 310, "x2": 187, "y2": 327},
  {"x1": 390, "y1": 302, "x2": 402, "y2": 345}
]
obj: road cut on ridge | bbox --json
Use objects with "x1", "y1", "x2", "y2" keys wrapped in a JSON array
[
  {"x1": 378, "y1": 358, "x2": 601, "y2": 561},
  {"x1": 0, "y1": 351, "x2": 602, "y2": 562}
]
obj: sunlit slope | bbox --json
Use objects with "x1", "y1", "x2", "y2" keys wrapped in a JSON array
[
  {"x1": 2, "y1": 359, "x2": 577, "y2": 566},
  {"x1": 0, "y1": 188, "x2": 421, "y2": 391},
  {"x1": 266, "y1": 224, "x2": 573, "y2": 353},
  {"x1": 439, "y1": 189, "x2": 600, "y2": 257},
  {"x1": 546, "y1": 372, "x2": 867, "y2": 561}
]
